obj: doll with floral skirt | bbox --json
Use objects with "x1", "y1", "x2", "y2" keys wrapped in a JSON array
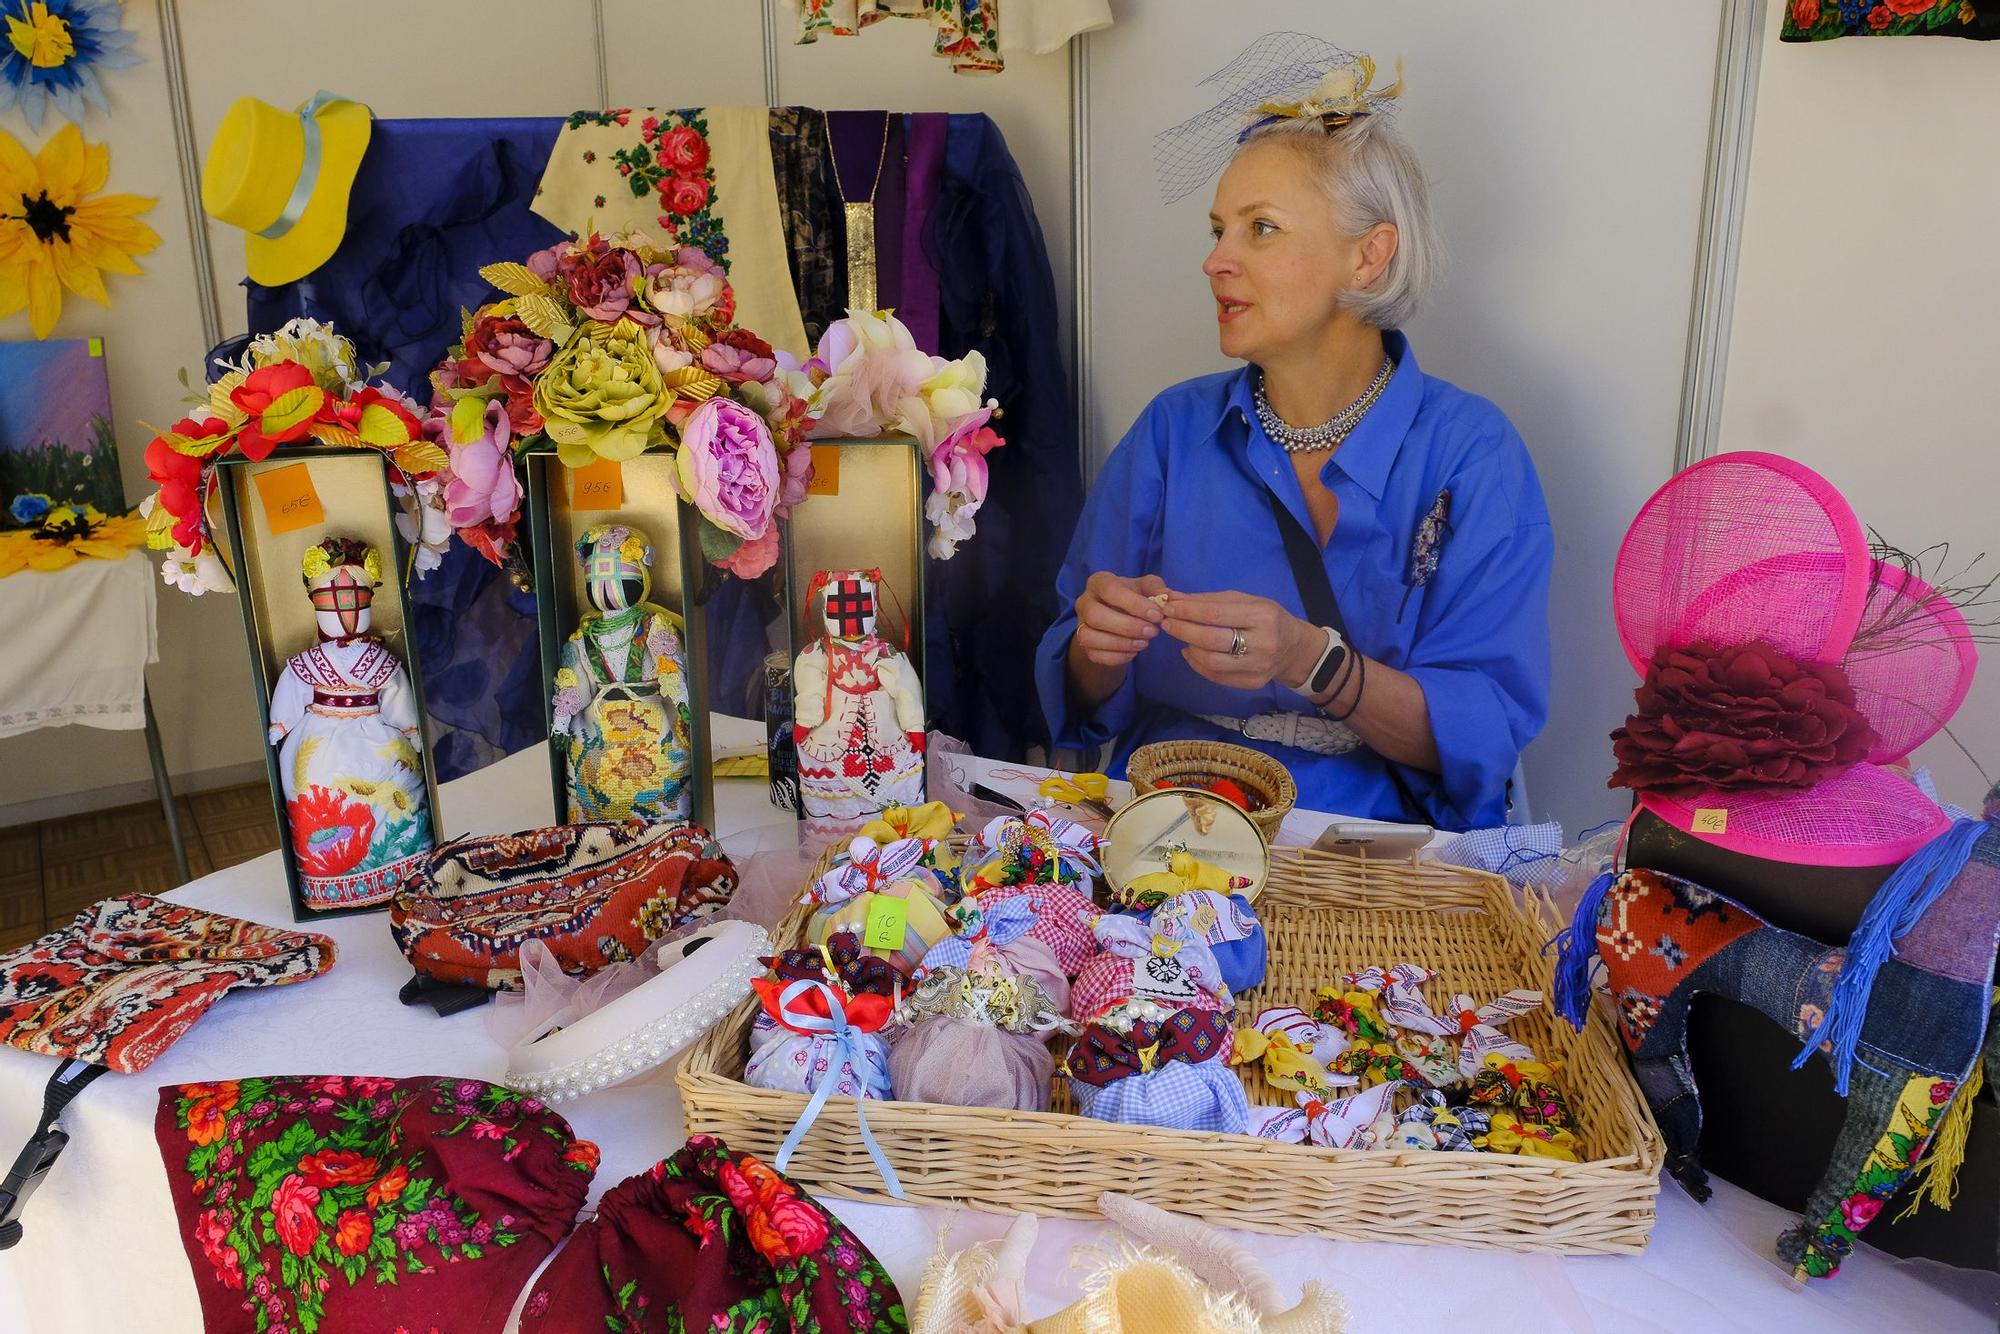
[
  {"x1": 551, "y1": 523, "x2": 692, "y2": 823},
  {"x1": 268, "y1": 537, "x2": 435, "y2": 910}
]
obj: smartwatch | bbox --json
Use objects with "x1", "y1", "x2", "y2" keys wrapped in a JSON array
[{"x1": 1304, "y1": 625, "x2": 1349, "y2": 695}]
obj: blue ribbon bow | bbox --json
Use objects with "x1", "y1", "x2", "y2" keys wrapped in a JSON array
[{"x1": 771, "y1": 979, "x2": 905, "y2": 1199}]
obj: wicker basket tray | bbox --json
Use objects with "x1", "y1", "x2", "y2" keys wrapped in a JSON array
[
  {"x1": 679, "y1": 848, "x2": 1662, "y2": 1253},
  {"x1": 1124, "y1": 739, "x2": 1297, "y2": 839}
]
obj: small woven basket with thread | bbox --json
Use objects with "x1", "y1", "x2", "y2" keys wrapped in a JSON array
[
  {"x1": 679, "y1": 843, "x2": 1664, "y2": 1253},
  {"x1": 1124, "y1": 740, "x2": 1298, "y2": 840}
]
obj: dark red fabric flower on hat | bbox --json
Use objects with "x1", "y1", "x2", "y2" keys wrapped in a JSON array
[{"x1": 1610, "y1": 640, "x2": 1878, "y2": 792}]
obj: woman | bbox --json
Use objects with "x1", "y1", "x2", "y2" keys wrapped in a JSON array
[{"x1": 1036, "y1": 84, "x2": 1552, "y2": 830}]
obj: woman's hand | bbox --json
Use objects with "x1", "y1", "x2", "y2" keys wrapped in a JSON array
[
  {"x1": 1162, "y1": 590, "x2": 1318, "y2": 692},
  {"x1": 1072, "y1": 571, "x2": 1170, "y2": 668}
]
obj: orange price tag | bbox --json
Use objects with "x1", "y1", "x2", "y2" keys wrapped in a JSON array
[
  {"x1": 571, "y1": 459, "x2": 624, "y2": 510},
  {"x1": 807, "y1": 445, "x2": 841, "y2": 497},
  {"x1": 1691, "y1": 808, "x2": 1729, "y2": 835},
  {"x1": 252, "y1": 463, "x2": 324, "y2": 535}
]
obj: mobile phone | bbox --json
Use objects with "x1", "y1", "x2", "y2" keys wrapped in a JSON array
[{"x1": 1310, "y1": 820, "x2": 1435, "y2": 859}]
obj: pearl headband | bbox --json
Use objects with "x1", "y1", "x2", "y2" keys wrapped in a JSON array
[{"x1": 504, "y1": 919, "x2": 768, "y2": 1101}]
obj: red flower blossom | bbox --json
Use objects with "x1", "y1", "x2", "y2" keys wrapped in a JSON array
[
  {"x1": 1610, "y1": 640, "x2": 1876, "y2": 793},
  {"x1": 1791, "y1": 0, "x2": 1819, "y2": 24},
  {"x1": 347, "y1": 387, "x2": 425, "y2": 452},
  {"x1": 365, "y1": 1163, "x2": 409, "y2": 1209},
  {"x1": 195, "y1": 1208, "x2": 244, "y2": 1288},
  {"x1": 271, "y1": 1175, "x2": 321, "y2": 1255},
  {"x1": 464, "y1": 314, "x2": 553, "y2": 380},
  {"x1": 661, "y1": 174, "x2": 710, "y2": 217},
  {"x1": 1867, "y1": 4, "x2": 1894, "y2": 26},
  {"x1": 333, "y1": 1210, "x2": 372, "y2": 1257},
  {"x1": 1884, "y1": 0, "x2": 1931, "y2": 12},
  {"x1": 499, "y1": 375, "x2": 544, "y2": 436},
  {"x1": 1840, "y1": 1193, "x2": 1881, "y2": 1231},
  {"x1": 144, "y1": 416, "x2": 232, "y2": 552},
  {"x1": 184, "y1": 1082, "x2": 240, "y2": 1147},
  {"x1": 298, "y1": 1150, "x2": 379, "y2": 1187},
  {"x1": 1930, "y1": 1080, "x2": 1958, "y2": 1105},
  {"x1": 735, "y1": 1156, "x2": 828, "y2": 1263},
  {"x1": 656, "y1": 126, "x2": 709, "y2": 175},
  {"x1": 230, "y1": 362, "x2": 328, "y2": 461},
  {"x1": 458, "y1": 516, "x2": 518, "y2": 568},
  {"x1": 563, "y1": 1140, "x2": 602, "y2": 1173},
  {"x1": 290, "y1": 785, "x2": 377, "y2": 877}
]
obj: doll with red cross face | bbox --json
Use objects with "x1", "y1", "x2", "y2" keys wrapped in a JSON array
[
  {"x1": 792, "y1": 569, "x2": 926, "y2": 820},
  {"x1": 267, "y1": 537, "x2": 435, "y2": 910}
]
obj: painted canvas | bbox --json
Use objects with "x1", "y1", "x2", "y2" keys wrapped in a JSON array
[{"x1": 0, "y1": 337, "x2": 125, "y2": 527}]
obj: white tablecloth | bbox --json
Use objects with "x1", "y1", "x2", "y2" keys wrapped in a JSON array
[
  {"x1": 0, "y1": 551, "x2": 156, "y2": 738},
  {"x1": 0, "y1": 721, "x2": 1995, "y2": 1332}
]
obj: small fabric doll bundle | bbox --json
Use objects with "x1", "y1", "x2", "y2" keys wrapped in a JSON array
[
  {"x1": 1229, "y1": 1006, "x2": 1354, "y2": 1100},
  {"x1": 805, "y1": 835, "x2": 958, "y2": 976},
  {"x1": 519, "y1": 1135, "x2": 906, "y2": 1333},
  {"x1": 1245, "y1": 1081, "x2": 1402, "y2": 1150},
  {"x1": 918, "y1": 893, "x2": 1072, "y2": 1014},
  {"x1": 891, "y1": 965, "x2": 1068, "y2": 1112},
  {"x1": 156, "y1": 1074, "x2": 599, "y2": 1334},
  {"x1": 1465, "y1": 1053, "x2": 1577, "y2": 1132},
  {"x1": 966, "y1": 810, "x2": 1107, "y2": 896},
  {"x1": 745, "y1": 975, "x2": 896, "y2": 1103},
  {"x1": 1111, "y1": 849, "x2": 1254, "y2": 912},
  {"x1": 1390, "y1": 1089, "x2": 1491, "y2": 1152},
  {"x1": 1366, "y1": 962, "x2": 1541, "y2": 1085},
  {"x1": 1066, "y1": 1008, "x2": 1247, "y2": 1131},
  {"x1": 1070, "y1": 914, "x2": 1234, "y2": 1028},
  {"x1": 1143, "y1": 886, "x2": 1266, "y2": 995},
  {"x1": 1309, "y1": 979, "x2": 1426, "y2": 1089},
  {"x1": 970, "y1": 879, "x2": 1102, "y2": 978}
]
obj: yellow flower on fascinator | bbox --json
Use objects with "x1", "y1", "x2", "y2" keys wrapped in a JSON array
[
  {"x1": 362, "y1": 548, "x2": 383, "y2": 583},
  {"x1": 1256, "y1": 53, "x2": 1405, "y2": 127},
  {"x1": 301, "y1": 545, "x2": 330, "y2": 581}
]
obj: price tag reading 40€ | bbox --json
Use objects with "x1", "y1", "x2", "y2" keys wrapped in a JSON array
[
  {"x1": 862, "y1": 896, "x2": 909, "y2": 952},
  {"x1": 1691, "y1": 808, "x2": 1729, "y2": 835}
]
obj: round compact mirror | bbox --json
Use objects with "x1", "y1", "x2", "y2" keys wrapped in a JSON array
[{"x1": 1101, "y1": 786, "x2": 1270, "y2": 908}]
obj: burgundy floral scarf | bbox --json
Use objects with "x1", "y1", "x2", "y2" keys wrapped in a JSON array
[
  {"x1": 156, "y1": 1075, "x2": 598, "y2": 1334},
  {"x1": 520, "y1": 1134, "x2": 906, "y2": 1333}
]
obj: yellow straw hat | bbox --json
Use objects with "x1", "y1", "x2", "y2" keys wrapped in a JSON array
[{"x1": 201, "y1": 92, "x2": 372, "y2": 287}]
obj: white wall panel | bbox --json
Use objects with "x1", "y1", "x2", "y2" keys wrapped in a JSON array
[{"x1": 1083, "y1": 1, "x2": 1726, "y2": 832}]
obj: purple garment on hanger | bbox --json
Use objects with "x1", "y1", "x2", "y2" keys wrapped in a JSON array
[{"x1": 900, "y1": 113, "x2": 949, "y2": 353}]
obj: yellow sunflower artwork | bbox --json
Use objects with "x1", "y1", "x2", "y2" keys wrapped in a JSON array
[{"x1": 0, "y1": 123, "x2": 158, "y2": 338}]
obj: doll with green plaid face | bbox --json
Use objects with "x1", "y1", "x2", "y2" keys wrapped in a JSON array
[{"x1": 551, "y1": 523, "x2": 692, "y2": 823}]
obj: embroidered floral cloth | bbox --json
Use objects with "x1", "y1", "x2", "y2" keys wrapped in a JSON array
[
  {"x1": 519, "y1": 1135, "x2": 907, "y2": 1332},
  {"x1": 1783, "y1": 0, "x2": 2000, "y2": 39},
  {"x1": 156, "y1": 1074, "x2": 599, "y2": 1334},
  {"x1": 1064, "y1": 1008, "x2": 1233, "y2": 1087},
  {"x1": 0, "y1": 895, "x2": 333, "y2": 1073},
  {"x1": 535, "y1": 106, "x2": 810, "y2": 356}
]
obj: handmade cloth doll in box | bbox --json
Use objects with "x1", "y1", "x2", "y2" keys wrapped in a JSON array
[
  {"x1": 793, "y1": 568, "x2": 925, "y2": 819},
  {"x1": 268, "y1": 537, "x2": 435, "y2": 910},
  {"x1": 551, "y1": 523, "x2": 692, "y2": 822}
]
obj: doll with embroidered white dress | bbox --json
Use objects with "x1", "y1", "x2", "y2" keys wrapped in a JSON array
[
  {"x1": 268, "y1": 537, "x2": 435, "y2": 910},
  {"x1": 551, "y1": 523, "x2": 693, "y2": 823},
  {"x1": 792, "y1": 569, "x2": 926, "y2": 820}
]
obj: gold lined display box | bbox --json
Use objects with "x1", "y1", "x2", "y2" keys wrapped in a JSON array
[
  {"x1": 523, "y1": 447, "x2": 715, "y2": 831},
  {"x1": 782, "y1": 434, "x2": 928, "y2": 688},
  {"x1": 213, "y1": 448, "x2": 444, "y2": 920}
]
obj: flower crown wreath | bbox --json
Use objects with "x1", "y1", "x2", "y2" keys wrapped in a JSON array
[{"x1": 301, "y1": 537, "x2": 382, "y2": 585}]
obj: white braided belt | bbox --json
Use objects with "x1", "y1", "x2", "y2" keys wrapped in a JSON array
[{"x1": 1197, "y1": 711, "x2": 1362, "y2": 757}]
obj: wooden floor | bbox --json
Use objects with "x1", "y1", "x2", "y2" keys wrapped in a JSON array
[{"x1": 0, "y1": 783, "x2": 281, "y2": 951}]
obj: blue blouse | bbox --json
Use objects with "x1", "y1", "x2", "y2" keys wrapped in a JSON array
[{"x1": 1035, "y1": 334, "x2": 1553, "y2": 830}]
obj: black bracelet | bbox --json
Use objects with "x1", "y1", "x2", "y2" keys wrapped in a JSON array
[
  {"x1": 1324, "y1": 653, "x2": 1367, "y2": 723},
  {"x1": 1318, "y1": 647, "x2": 1358, "y2": 708}
]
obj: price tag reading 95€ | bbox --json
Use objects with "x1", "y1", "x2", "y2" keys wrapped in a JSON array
[
  {"x1": 571, "y1": 459, "x2": 624, "y2": 510},
  {"x1": 253, "y1": 463, "x2": 325, "y2": 535}
]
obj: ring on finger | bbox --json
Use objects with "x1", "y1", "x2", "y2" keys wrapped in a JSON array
[{"x1": 1228, "y1": 628, "x2": 1248, "y2": 657}]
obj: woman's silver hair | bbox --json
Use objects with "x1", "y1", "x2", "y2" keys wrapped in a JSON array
[{"x1": 1237, "y1": 113, "x2": 1443, "y2": 330}]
